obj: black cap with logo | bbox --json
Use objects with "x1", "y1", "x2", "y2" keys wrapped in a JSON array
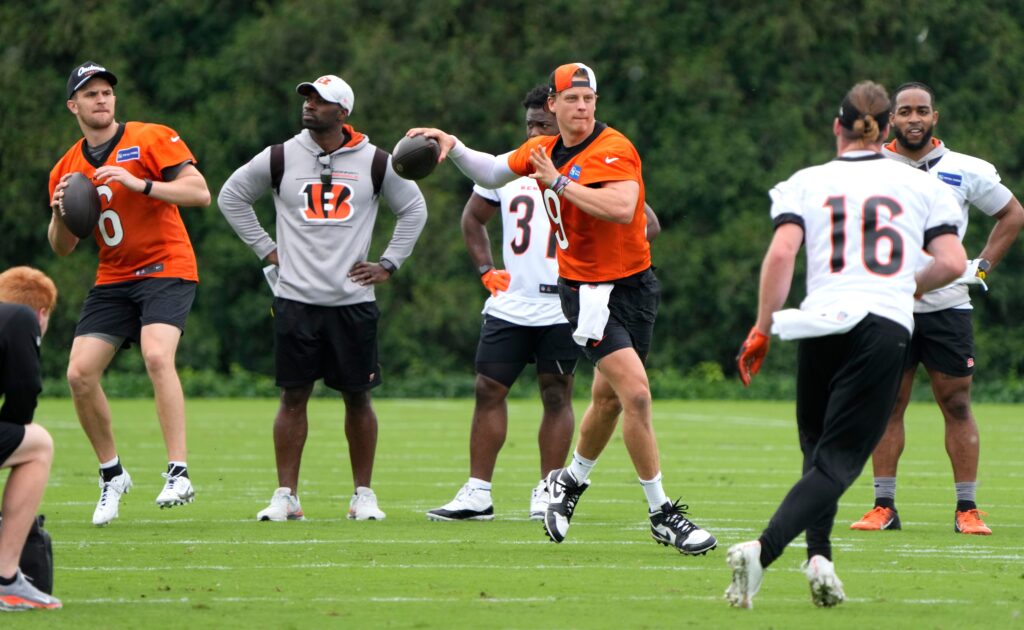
[{"x1": 66, "y1": 61, "x2": 118, "y2": 99}]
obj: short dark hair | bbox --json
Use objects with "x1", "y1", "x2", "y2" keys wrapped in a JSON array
[
  {"x1": 522, "y1": 85, "x2": 550, "y2": 110},
  {"x1": 892, "y1": 82, "x2": 936, "y2": 107}
]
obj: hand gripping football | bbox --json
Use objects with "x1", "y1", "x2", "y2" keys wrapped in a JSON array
[
  {"x1": 391, "y1": 135, "x2": 440, "y2": 181},
  {"x1": 60, "y1": 172, "x2": 101, "y2": 238}
]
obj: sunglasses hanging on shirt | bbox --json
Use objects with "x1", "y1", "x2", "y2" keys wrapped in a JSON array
[{"x1": 317, "y1": 152, "x2": 335, "y2": 211}]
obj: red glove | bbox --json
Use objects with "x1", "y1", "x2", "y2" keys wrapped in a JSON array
[
  {"x1": 481, "y1": 268, "x2": 511, "y2": 297},
  {"x1": 736, "y1": 327, "x2": 770, "y2": 387}
]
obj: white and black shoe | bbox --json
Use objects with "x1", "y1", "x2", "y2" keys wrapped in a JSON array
[
  {"x1": 426, "y1": 484, "x2": 494, "y2": 521},
  {"x1": 156, "y1": 471, "x2": 195, "y2": 508},
  {"x1": 650, "y1": 499, "x2": 717, "y2": 555},
  {"x1": 92, "y1": 468, "x2": 132, "y2": 526},
  {"x1": 543, "y1": 468, "x2": 590, "y2": 543},
  {"x1": 529, "y1": 478, "x2": 549, "y2": 521}
]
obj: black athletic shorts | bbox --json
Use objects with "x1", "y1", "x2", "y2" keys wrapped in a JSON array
[
  {"x1": 558, "y1": 267, "x2": 660, "y2": 364},
  {"x1": 273, "y1": 298, "x2": 381, "y2": 393},
  {"x1": 0, "y1": 423, "x2": 26, "y2": 466},
  {"x1": 475, "y1": 315, "x2": 579, "y2": 387},
  {"x1": 76, "y1": 278, "x2": 197, "y2": 349},
  {"x1": 906, "y1": 309, "x2": 975, "y2": 377}
]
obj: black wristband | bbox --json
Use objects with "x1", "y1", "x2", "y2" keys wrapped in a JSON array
[
  {"x1": 478, "y1": 263, "x2": 494, "y2": 276},
  {"x1": 142, "y1": 178, "x2": 153, "y2": 196},
  {"x1": 379, "y1": 258, "x2": 397, "y2": 274}
]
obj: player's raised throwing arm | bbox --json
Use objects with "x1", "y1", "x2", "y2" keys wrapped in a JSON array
[{"x1": 406, "y1": 128, "x2": 518, "y2": 190}]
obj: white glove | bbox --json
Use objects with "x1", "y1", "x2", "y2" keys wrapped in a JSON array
[{"x1": 954, "y1": 258, "x2": 989, "y2": 291}]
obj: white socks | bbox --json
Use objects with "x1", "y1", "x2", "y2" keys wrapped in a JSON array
[
  {"x1": 567, "y1": 451, "x2": 597, "y2": 483},
  {"x1": 640, "y1": 472, "x2": 668, "y2": 511}
]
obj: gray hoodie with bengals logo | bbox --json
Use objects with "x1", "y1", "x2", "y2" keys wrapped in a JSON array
[{"x1": 218, "y1": 129, "x2": 427, "y2": 306}]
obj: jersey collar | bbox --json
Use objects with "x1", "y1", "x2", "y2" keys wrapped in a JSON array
[{"x1": 80, "y1": 122, "x2": 126, "y2": 168}]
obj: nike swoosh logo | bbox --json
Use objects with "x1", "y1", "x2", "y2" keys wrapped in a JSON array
[
  {"x1": 604, "y1": 156, "x2": 619, "y2": 164},
  {"x1": 654, "y1": 524, "x2": 676, "y2": 542},
  {"x1": 170, "y1": 136, "x2": 180, "y2": 142}
]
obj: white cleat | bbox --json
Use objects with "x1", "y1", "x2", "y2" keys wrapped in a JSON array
[
  {"x1": 156, "y1": 472, "x2": 195, "y2": 508},
  {"x1": 257, "y1": 487, "x2": 305, "y2": 521},
  {"x1": 426, "y1": 484, "x2": 494, "y2": 521},
  {"x1": 804, "y1": 555, "x2": 846, "y2": 607},
  {"x1": 348, "y1": 486, "x2": 386, "y2": 521},
  {"x1": 529, "y1": 478, "x2": 549, "y2": 521},
  {"x1": 92, "y1": 469, "x2": 132, "y2": 526},
  {"x1": 725, "y1": 540, "x2": 764, "y2": 609}
]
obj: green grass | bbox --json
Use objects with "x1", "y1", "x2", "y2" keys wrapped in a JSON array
[{"x1": 5, "y1": 398, "x2": 1022, "y2": 628}]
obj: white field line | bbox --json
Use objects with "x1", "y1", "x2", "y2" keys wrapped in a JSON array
[
  {"x1": 65, "y1": 593, "x2": 1001, "y2": 606},
  {"x1": 57, "y1": 561, "x2": 1006, "y2": 577},
  {"x1": 50, "y1": 538, "x2": 1024, "y2": 558}
]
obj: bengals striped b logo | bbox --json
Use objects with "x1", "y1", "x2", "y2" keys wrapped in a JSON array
[{"x1": 302, "y1": 182, "x2": 353, "y2": 221}]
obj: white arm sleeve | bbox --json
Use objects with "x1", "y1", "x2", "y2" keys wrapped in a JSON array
[{"x1": 448, "y1": 139, "x2": 519, "y2": 189}]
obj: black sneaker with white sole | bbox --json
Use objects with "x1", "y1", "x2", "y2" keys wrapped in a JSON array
[
  {"x1": 650, "y1": 499, "x2": 717, "y2": 555},
  {"x1": 543, "y1": 468, "x2": 590, "y2": 543}
]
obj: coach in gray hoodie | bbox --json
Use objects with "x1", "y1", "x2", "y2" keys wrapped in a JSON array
[{"x1": 218, "y1": 74, "x2": 427, "y2": 523}]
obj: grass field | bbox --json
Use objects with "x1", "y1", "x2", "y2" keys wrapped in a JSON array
[{"x1": 4, "y1": 397, "x2": 1022, "y2": 628}]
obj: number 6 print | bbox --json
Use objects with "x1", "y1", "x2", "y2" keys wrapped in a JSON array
[{"x1": 95, "y1": 184, "x2": 125, "y2": 247}]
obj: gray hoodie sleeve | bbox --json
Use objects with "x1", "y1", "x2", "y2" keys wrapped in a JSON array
[
  {"x1": 217, "y1": 147, "x2": 278, "y2": 260},
  {"x1": 378, "y1": 159, "x2": 428, "y2": 269}
]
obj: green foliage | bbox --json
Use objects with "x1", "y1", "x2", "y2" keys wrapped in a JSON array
[{"x1": 3, "y1": 1, "x2": 1023, "y2": 391}]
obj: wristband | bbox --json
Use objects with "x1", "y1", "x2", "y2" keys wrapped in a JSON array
[
  {"x1": 477, "y1": 263, "x2": 494, "y2": 276},
  {"x1": 551, "y1": 175, "x2": 571, "y2": 197},
  {"x1": 379, "y1": 258, "x2": 397, "y2": 274},
  {"x1": 142, "y1": 178, "x2": 153, "y2": 196}
]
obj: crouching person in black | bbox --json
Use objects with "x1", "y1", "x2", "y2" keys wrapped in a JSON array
[{"x1": 0, "y1": 267, "x2": 61, "y2": 611}]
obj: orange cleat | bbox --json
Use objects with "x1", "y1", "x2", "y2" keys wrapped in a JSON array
[
  {"x1": 850, "y1": 506, "x2": 901, "y2": 530},
  {"x1": 954, "y1": 509, "x2": 992, "y2": 535}
]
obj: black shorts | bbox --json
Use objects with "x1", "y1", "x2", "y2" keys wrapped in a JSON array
[
  {"x1": 273, "y1": 298, "x2": 381, "y2": 393},
  {"x1": 0, "y1": 423, "x2": 26, "y2": 466},
  {"x1": 76, "y1": 278, "x2": 196, "y2": 349},
  {"x1": 906, "y1": 309, "x2": 975, "y2": 377},
  {"x1": 558, "y1": 268, "x2": 660, "y2": 364},
  {"x1": 475, "y1": 315, "x2": 579, "y2": 387}
]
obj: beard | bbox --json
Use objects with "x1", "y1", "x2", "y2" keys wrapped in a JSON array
[{"x1": 894, "y1": 125, "x2": 934, "y2": 151}]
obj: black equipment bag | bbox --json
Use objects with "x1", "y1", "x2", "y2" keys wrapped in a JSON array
[{"x1": 0, "y1": 514, "x2": 53, "y2": 594}]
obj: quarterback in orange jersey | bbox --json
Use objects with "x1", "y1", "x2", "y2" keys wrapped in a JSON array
[
  {"x1": 408, "y1": 63, "x2": 717, "y2": 554},
  {"x1": 47, "y1": 62, "x2": 211, "y2": 526}
]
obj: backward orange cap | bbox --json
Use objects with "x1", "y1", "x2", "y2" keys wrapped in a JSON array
[{"x1": 549, "y1": 62, "x2": 597, "y2": 93}]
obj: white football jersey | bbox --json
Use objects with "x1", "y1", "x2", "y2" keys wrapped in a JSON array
[
  {"x1": 474, "y1": 178, "x2": 566, "y2": 327},
  {"x1": 770, "y1": 151, "x2": 963, "y2": 334},
  {"x1": 882, "y1": 139, "x2": 1013, "y2": 312}
]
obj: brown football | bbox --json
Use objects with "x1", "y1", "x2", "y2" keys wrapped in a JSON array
[
  {"x1": 60, "y1": 172, "x2": 101, "y2": 239},
  {"x1": 391, "y1": 135, "x2": 440, "y2": 181}
]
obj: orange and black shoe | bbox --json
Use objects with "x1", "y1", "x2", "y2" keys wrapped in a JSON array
[
  {"x1": 954, "y1": 509, "x2": 992, "y2": 535},
  {"x1": 850, "y1": 506, "x2": 901, "y2": 531}
]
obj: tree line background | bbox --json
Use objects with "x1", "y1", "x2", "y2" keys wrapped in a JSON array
[{"x1": 2, "y1": 0, "x2": 1023, "y2": 400}]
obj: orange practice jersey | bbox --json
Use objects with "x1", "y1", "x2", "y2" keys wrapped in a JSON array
[
  {"x1": 507, "y1": 123, "x2": 649, "y2": 282},
  {"x1": 49, "y1": 122, "x2": 199, "y2": 285}
]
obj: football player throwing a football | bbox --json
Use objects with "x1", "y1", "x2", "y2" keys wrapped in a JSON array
[{"x1": 410, "y1": 63, "x2": 715, "y2": 555}]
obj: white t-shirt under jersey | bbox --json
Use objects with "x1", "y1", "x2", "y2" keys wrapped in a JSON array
[
  {"x1": 882, "y1": 139, "x2": 1013, "y2": 313},
  {"x1": 474, "y1": 178, "x2": 567, "y2": 327},
  {"x1": 769, "y1": 151, "x2": 963, "y2": 335}
]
